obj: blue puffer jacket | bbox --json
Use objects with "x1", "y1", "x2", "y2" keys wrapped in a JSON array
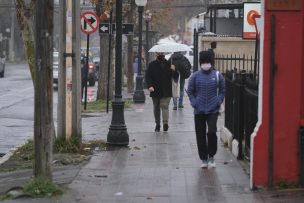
[{"x1": 187, "y1": 69, "x2": 225, "y2": 114}]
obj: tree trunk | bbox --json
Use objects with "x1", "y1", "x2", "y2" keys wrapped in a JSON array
[
  {"x1": 15, "y1": 0, "x2": 36, "y2": 83},
  {"x1": 97, "y1": 34, "x2": 113, "y2": 100},
  {"x1": 126, "y1": 2, "x2": 136, "y2": 93},
  {"x1": 126, "y1": 35, "x2": 134, "y2": 93},
  {"x1": 15, "y1": 1, "x2": 56, "y2": 140},
  {"x1": 34, "y1": 0, "x2": 54, "y2": 179}
]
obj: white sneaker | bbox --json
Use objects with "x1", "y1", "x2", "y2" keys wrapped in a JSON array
[
  {"x1": 208, "y1": 157, "x2": 216, "y2": 168},
  {"x1": 200, "y1": 160, "x2": 208, "y2": 168}
]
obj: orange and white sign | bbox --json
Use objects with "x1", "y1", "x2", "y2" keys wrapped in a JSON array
[{"x1": 243, "y1": 3, "x2": 261, "y2": 39}]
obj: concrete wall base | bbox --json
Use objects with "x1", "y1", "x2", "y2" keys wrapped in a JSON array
[
  {"x1": 220, "y1": 126, "x2": 233, "y2": 150},
  {"x1": 232, "y1": 139, "x2": 239, "y2": 157},
  {"x1": 220, "y1": 126, "x2": 239, "y2": 158}
]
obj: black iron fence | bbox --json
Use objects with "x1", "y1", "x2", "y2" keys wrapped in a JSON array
[
  {"x1": 215, "y1": 54, "x2": 259, "y2": 80},
  {"x1": 215, "y1": 54, "x2": 259, "y2": 159}
]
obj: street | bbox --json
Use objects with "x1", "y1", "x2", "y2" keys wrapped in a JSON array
[
  {"x1": 0, "y1": 63, "x2": 98, "y2": 156},
  {"x1": 0, "y1": 63, "x2": 34, "y2": 156}
]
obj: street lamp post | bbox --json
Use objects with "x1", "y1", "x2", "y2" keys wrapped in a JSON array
[
  {"x1": 107, "y1": 0, "x2": 129, "y2": 145},
  {"x1": 133, "y1": 0, "x2": 147, "y2": 103},
  {"x1": 144, "y1": 10, "x2": 152, "y2": 73}
]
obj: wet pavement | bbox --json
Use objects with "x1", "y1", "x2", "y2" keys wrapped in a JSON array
[{"x1": 1, "y1": 80, "x2": 304, "y2": 202}]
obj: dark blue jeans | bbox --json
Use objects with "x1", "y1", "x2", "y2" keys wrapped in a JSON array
[
  {"x1": 173, "y1": 78, "x2": 185, "y2": 107},
  {"x1": 194, "y1": 113, "x2": 218, "y2": 161}
]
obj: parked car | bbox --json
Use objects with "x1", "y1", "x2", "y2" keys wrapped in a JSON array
[{"x1": 0, "y1": 56, "x2": 5, "y2": 78}]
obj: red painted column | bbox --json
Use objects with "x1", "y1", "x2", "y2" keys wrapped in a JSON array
[
  {"x1": 252, "y1": 2, "x2": 304, "y2": 187},
  {"x1": 302, "y1": 14, "x2": 304, "y2": 127}
]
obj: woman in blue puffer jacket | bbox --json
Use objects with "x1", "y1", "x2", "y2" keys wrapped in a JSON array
[{"x1": 187, "y1": 50, "x2": 225, "y2": 169}]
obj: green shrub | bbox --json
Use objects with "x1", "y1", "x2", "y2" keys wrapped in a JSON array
[
  {"x1": 23, "y1": 176, "x2": 63, "y2": 198},
  {"x1": 53, "y1": 135, "x2": 81, "y2": 153}
]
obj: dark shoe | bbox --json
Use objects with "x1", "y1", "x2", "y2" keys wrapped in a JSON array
[
  {"x1": 173, "y1": 106, "x2": 177, "y2": 110},
  {"x1": 178, "y1": 104, "x2": 184, "y2": 108},
  {"x1": 155, "y1": 124, "x2": 160, "y2": 132},
  {"x1": 163, "y1": 124, "x2": 169, "y2": 131}
]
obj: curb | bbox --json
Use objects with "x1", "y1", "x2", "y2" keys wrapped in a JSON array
[{"x1": 0, "y1": 147, "x2": 19, "y2": 166}]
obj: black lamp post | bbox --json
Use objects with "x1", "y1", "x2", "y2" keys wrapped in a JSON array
[
  {"x1": 144, "y1": 10, "x2": 152, "y2": 72},
  {"x1": 107, "y1": 0, "x2": 129, "y2": 145},
  {"x1": 133, "y1": 0, "x2": 147, "y2": 103}
]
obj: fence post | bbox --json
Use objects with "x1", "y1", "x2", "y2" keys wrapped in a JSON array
[{"x1": 237, "y1": 72, "x2": 246, "y2": 160}]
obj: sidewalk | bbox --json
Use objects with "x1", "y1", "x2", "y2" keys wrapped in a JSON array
[{"x1": 3, "y1": 91, "x2": 304, "y2": 202}]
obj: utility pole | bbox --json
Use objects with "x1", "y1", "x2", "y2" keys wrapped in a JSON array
[
  {"x1": 72, "y1": 0, "x2": 81, "y2": 138},
  {"x1": 34, "y1": 0, "x2": 54, "y2": 179},
  {"x1": 58, "y1": 0, "x2": 77, "y2": 140},
  {"x1": 65, "y1": 0, "x2": 73, "y2": 139}
]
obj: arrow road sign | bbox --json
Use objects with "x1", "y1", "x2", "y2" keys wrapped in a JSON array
[
  {"x1": 81, "y1": 11, "x2": 99, "y2": 34},
  {"x1": 99, "y1": 23, "x2": 110, "y2": 34},
  {"x1": 99, "y1": 23, "x2": 134, "y2": 35}
]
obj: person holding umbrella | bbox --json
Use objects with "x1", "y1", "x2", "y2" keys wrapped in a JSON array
[
  {"x1": 145, "y1": 52, "x2": 178, "y2": 132},
  {"x1": 168, "y1": 51, "x2": 191, "y2": 110}
]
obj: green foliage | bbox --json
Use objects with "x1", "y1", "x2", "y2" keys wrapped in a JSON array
[
  {"x1": 0, "y1": 139, "x2": 34, "y2": 172},
  {"x1": 17, "y1": 139, "x2": 34, "y2": 160},
  {"x1": 83, "y1": 99, "x2": 133, "y2": 113},
  {"x1": 53, "y1": 135, "x2": 81, "y2": 153},
  {"x1": 23, "y1": 176, "x2": 63, "y2": 198},
  {"x1": 0, "y1": 192, "x2": 14, "y2": 201}
]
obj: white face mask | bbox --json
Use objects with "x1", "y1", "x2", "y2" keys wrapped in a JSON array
[{"x1": 201, "y1": 63, "x2": 212, "y2": 71}]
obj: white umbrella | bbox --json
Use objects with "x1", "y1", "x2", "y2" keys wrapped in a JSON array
[{"x1": 148, "y1": 42, "x2": 192, "y2": 53}]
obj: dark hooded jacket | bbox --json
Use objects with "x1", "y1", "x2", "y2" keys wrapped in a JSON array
[
  {"x1": 145, "y1": 57, "x2": 178, "y2": 98},
  {"x1": 168, "y1": 52, "x2": 191, "y2": 79}
]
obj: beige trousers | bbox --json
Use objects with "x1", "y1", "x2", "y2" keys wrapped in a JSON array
[{"x1": 152, "y1": 97, "x2": 171, "y2": 125}]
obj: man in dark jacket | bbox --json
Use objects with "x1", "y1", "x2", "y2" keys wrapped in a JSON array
[
  {"x1": 168, "y1": 52, "x2": 191, "y2": 110},
  {"x1": 187, "y1": 50, "x2": 225, "y2": 169},
  {"x1": 145, "y1": 52, "x2": 178, "y2": 132}
]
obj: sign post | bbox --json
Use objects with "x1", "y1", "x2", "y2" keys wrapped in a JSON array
[{"x1": 80, "y1": 11, "x2": 99, "y2": 109}]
